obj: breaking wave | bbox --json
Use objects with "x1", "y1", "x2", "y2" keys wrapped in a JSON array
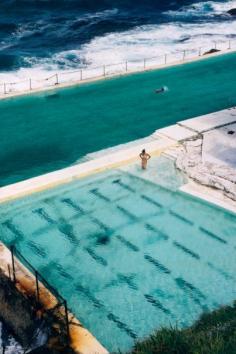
[{"x1": 0, "y1": 0, "x2": 235, "y2": 84}]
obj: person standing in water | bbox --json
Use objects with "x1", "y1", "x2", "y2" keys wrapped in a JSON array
[{"x1": 139, "y1": 149, "x2": 151, "y2": 170}]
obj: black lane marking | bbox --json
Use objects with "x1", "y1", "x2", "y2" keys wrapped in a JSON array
[
  {"x1": 170, "y1": 210, "x2": 193, "y2": 226},
  {"x1": 27, "y1": 241, "x2": 47, "y2": 258},
  {"x1": 55, "y1": 264, "x2": 73, "y2": 280},
  {"x1": 175, "y1": 277, "x2": 206, "y2": 300},
  {"x1": 58, "y1": 223, "x2": 79, "y2": 245},
  {"x1": 144, "y1": 255, "x2": 171, "y2": 274},
  {"x1": 144, "y1": 294, "x2": 171, "y2": 315},
  {"x1": 207, "y1": 262, "x2": 234, "y2": 281},
  {"x1": 173, "y1": 241, "x2": 200, "y2": 260},
  {"x1": 117, "y1": 206, "x2": 138, "y2": 221},
  {"x1": 145, "y1": 224, "x2": 169, "y2": 241},
  {"x1": 85, "y1": 247, "x2": 107, "y2": 267},
  {"x1": 33, "y1": 208, "x2": 56, "y2": 225},
  {"x1": 90, "y1": 188, "x2": 110, "y2": 202},
  {"x1": 112, "y1": 179, "x2": 136, "y2": 193},
  {"x1": 117, "y1": 273, "x2": 138, "y2": 291},
  {"x1": 107, "y1": 312, "x2": 137, "y2": 339},
  {"x1": 116, "y1": 235, "x2": 139, "y2": 252},
  {"x1": 75, "y1": 280, "x2": 138, "y2": 340},
  {"x1": 141, "y1": 195, "x2": 163, "y2": 209},
  {"x1": 175, "y1": 277, "x2": 207, "y2": 310},
  {"x1": 90, "y1": 216, "x2": 111, "y2": 233},
  {"x1": 2, "y1": 220, "x2": 24, "y2": 242},
  {"x1": 61, "y1": 198, "x2": 84, "y2": 213},
  {"x1": 75, "y1": 283, "x2": 104, "y2": 309},
  {"x1": 199, "y1": 227, "x2": 227, "y2": 244}
]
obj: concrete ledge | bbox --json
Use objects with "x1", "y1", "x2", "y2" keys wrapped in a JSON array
[
  {"x1": 154, "y1": 124, "x2": 198, "y2": 141},
  {"x1": 0, "y1": 137, "x2": 175, "y2": 204},
  {"x1": 179, "y1": 106, "x2": 236, "y2": 133}
]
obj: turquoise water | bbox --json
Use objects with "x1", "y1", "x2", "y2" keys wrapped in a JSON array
[
  {"x1": 1, "y1": 52, "x2": 236, "y2": 186},
  {"x1": 0, "y1": 158, "x2": 235, "y2": 352}
]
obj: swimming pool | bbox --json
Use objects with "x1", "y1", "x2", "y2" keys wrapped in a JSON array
[
  {"x1": 0, "y1": 157, "x2": 235, "y2": 352},
  {"x1": 1, "y1": 52, "x2": 236, "y2": 187}
]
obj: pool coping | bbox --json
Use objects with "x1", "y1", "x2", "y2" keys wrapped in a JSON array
[
  {"x1": 0, "y1": 48, "x2": 235, "y2": 101},
  {"x1": 180, "y1": 182, "x2": 236, "y2": 216},
  {"x1": 0, "y1": 136, "x2": 176, "y2": 204}
]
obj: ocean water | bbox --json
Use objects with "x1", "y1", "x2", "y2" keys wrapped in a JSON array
[{"x1": 0, "y1": 0, "x2": 236, "y2": 83}]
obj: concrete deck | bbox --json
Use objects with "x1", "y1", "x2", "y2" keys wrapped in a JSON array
[
  {"x1": 179, "y1": 106, "x2": 236, "y2": 133},
  {"x1": 202, "y1": 122, "x2": 236, "y2": 168},
  {"x1": 154, "y1": 124, "x2": 198, "y2": 141}
]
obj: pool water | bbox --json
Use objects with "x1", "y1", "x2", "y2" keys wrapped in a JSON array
[
  {"x1": 0, "y1": 158, "x2": 235, "y2": 352},
  {"x1": 1, "y1": 52, "x2": 236, "y2": 186}
]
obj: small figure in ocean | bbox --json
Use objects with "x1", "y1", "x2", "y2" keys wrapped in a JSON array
[
  {"x1": 155, "y1": 86, "x2": 168, "y2": 94},
  {"x1": 139, "y1": 149, "x2": 151, "y2": 170}
]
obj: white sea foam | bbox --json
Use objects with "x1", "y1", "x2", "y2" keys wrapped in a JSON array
[
  {"x1": 0, "y1": 1, "x2": 235, "y2": 91},
  {"x1": 79, "y1": 21, "x2": 236, "y2": 67},
  {"x1": 165, "y1": 0, "x2": 236, "y2": 17}
]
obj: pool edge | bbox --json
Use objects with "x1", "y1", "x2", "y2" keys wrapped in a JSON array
[{"x1": 0, "y1": 48, "x2": 236, "y2": 101}]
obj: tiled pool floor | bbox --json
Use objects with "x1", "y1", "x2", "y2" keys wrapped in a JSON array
[{"x1": 0, "y1": 159, "x2": 235, "y2": 352}]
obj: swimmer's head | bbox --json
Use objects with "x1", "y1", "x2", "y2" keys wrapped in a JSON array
[{"x1": 142, "y1": 149, "x2": 146, "y2": 154}]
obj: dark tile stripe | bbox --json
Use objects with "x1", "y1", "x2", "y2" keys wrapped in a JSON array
[
  {"x1": 33, "y1": 208, "x2": 56, "y2": 225},
  {"x1": 90, "y1": 188, "x2": 110, "y2": 202},
  {"x1": 27, "y1": 241, "x2": 47, "y2": 258},
  {"x1": 107, "y1": 312, "x2": 137, "y2": 339},
  {"x1": 117, "y1": 206, "x2": 138, "y2": 221},
  {"x1": 85, "y1": 247, "x2": 107, "y2": 267},
  {"x1": 141, "y1": 195, "x2": 163, "y2": 208},
  {"x1": 207, "y1": 262, "x2": 234, "y2": 281},
  {"x1": 2, "y1": 220, "x2": 24, "y2": 241},
  {"x1": 90, "y1": 216, "x2": 111, "y2": 233},
  {"x1": 144, "y1": 294, "x2": 171, "y2": 315},
  {"x1": 112, "y1": 179, "x2": 136, "y2": 193},
  {"x1": 175, "y1": 277, "x2": 206, "y2": 300},
  {"x1": 144, "y1": 255, "x2": 171, "y2": 274},
  {"x1": 58, "y1": 223, "x2": 79, "y2": 245},
  {"x1": 173, "y1": 241, "x2": 200, "y2": 260},
  {"x1": 75, "y1": 283, "x2": 104, "y2": 309},
  {"x1": 61, "y1": 198, "x2": 84, "y2": 213},
  {"x1": 199, "y1": 227, "x2": 227, "y2": 244},
  {"x1": 116, "y1": 235, "x2": 139, "y2": 252},
  {"x1": 117, "y1": 273, "x2": 138, "y2": 291},
  {"x1": 55, "y1": 264, "x2": 74, "y2": 280},
  {"x1": 170, "y1": 210, "x2": 194, "y2": 226},
  {"x1": 145, "y1": 224, "x2": 169, "y2": 241}
]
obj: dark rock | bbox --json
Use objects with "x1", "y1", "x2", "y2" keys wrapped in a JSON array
[
  {"x1": 227, "y1": 8, "x2": 236, "y2": 16},
  {"x1": 203, "y1": 48, "x2": 220, "y2": 56}
]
